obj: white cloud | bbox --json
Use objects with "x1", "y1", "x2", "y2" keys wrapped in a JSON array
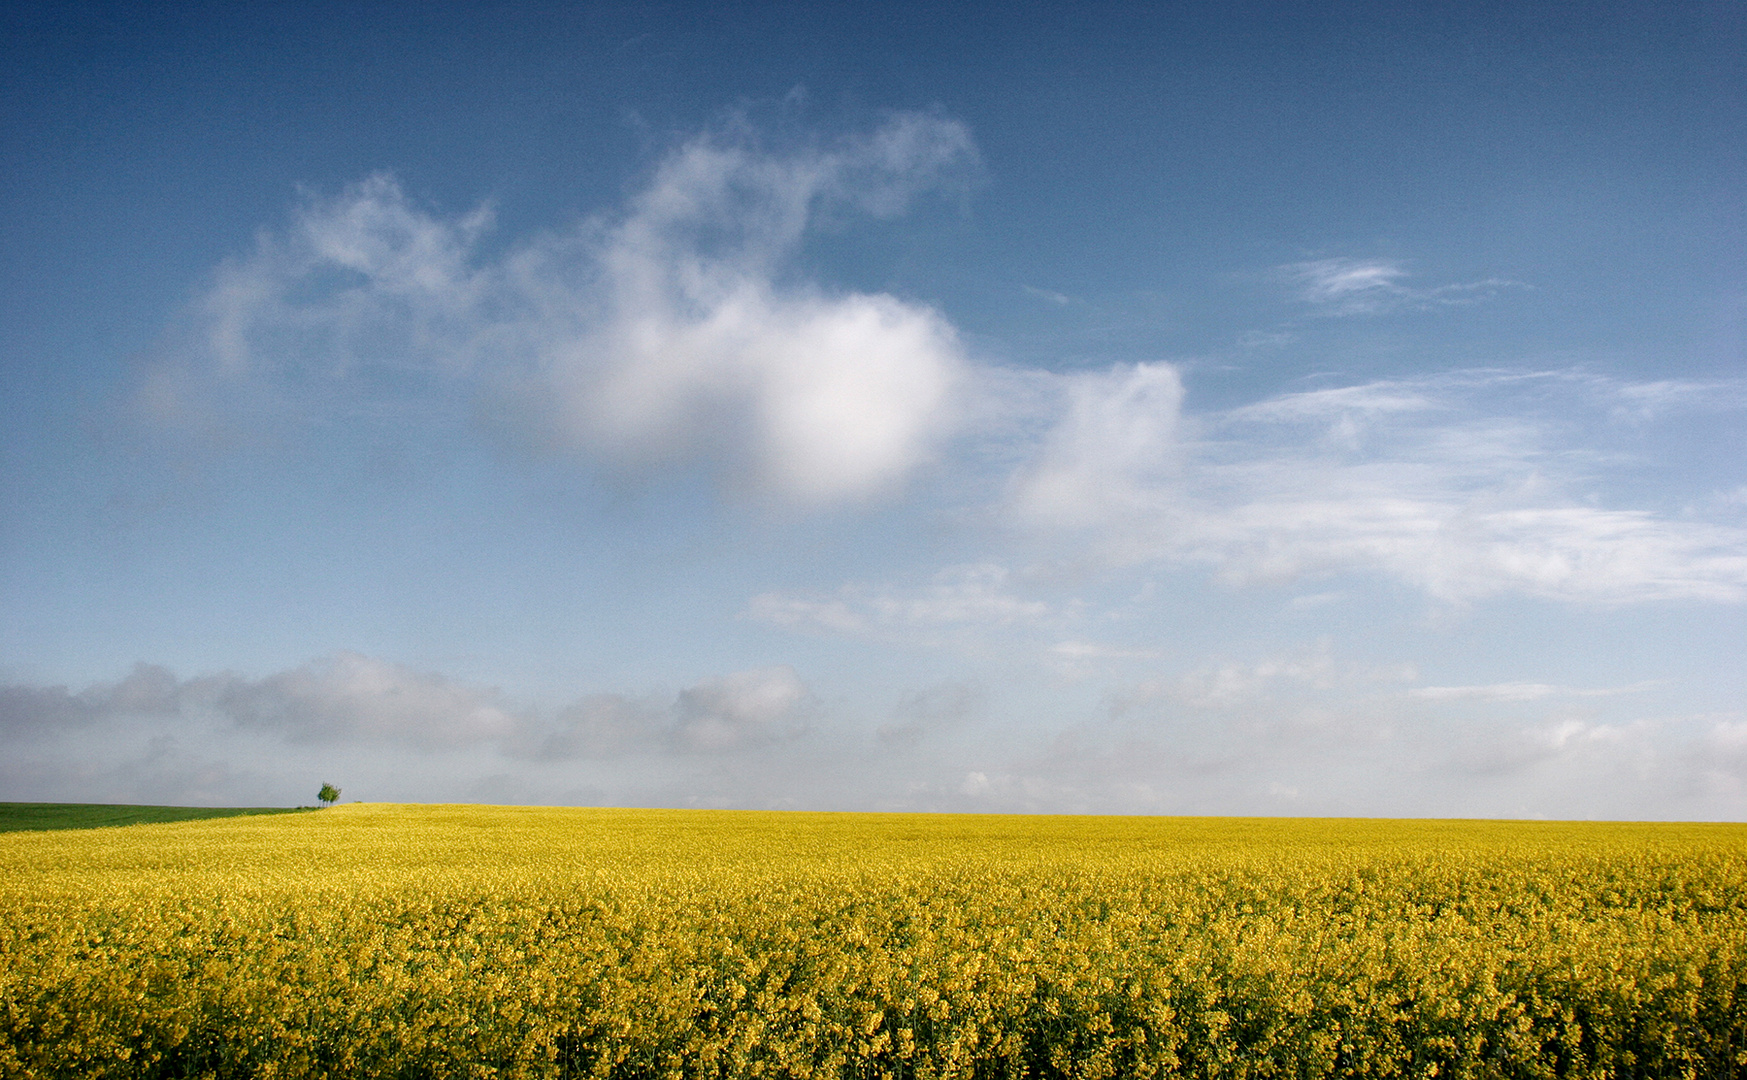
[
  {"x1": 1021, "y1": 284, "x2": 1073, "y2": 305},
  {"x1": 4, "y1": 652, "x2": 1744, "y2": 818},
  {"x1": 743, "y1": 593, "x2": 870, "y2": 635},
  {"x1": 876, "y1": 681, "x2": 983, "y2": 750},
  {"x1": 0, "y1": 655, "x2": 823, "y2": 765},
  {"x1": 1009, "y1": 362, "x2": 1185, "y2": 528},
  {"x1": 153, "y1": 114, "x2": 978, "y2": 504},
  {"x1": 186, "y1": 174, "x2": 500, "y2": 390},
  {"x1": 534, "y1": 113, "x2": 977, "y2": 502},
  {"x1": 671, "y1": 666, "x2": 814, "y2": 753},
  {"x1": 1048, "y1": 641, "x2": 1162, "y2": 661},
  {"x1": 1006, "y1": 366, "x2": 1747, "y2": 604},
  {"x1": 1280, "y1": 258, "x2": 1523, "y2": 315},
  {"x1": 212, "y1": 652, "x2": 523, "y2": 750},
  {"x1": 1406, "y1": 681, "x2": 1656, "y2": 702},
  {"x1": 516, "y1": 695, "x2": 666, "y2": 761},
  {"x1": 1042, "y1": 640, "x2": 1168, "y2": 681},
  {"x1": 869, "y1": 564, "x2": 1050, "y2": 626},
  {"x1": 1195, "y1": 502, "x2": 1747, "y2": 604},
  {"x1": 1287, "y1": 258, "x2": 1412, "y2": 311},
  {"x1": 1445, "y1": 715, "x2": 1660, "y2": 780},
  {"x1": 1109, "y1": 643, "x2": 1416, "y2": 714},
  {"x1": 1602, "y1": 377, "x2": 1747, "y2": 422},
  {"x1": 0, "y1": 663, "x2": 184, "y2": 741},
  {"x1": 747, "y1": 563, "x2": 1051, "y2": 641},
  {"x1": 1222, "y1": 380, "x2": 1438, "y2": 426},
  {"x1": 926, "y1": 639, "x2": 1746, "y2": 819}
]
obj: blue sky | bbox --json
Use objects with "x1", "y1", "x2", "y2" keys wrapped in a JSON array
[{"x1": 3, "y1": 1, "x2": 1743, "y2": 816}]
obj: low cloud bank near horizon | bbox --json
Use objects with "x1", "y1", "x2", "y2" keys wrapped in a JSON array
[
  {"x1": 3, "y1": 651, "x2": 1742, "y2": 820},
  {"x1": 0, "y1": 654, "x2": 816, "y2": 761}
]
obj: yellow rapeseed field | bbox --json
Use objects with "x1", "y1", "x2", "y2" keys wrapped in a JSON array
[{"x1": 3, "y1": 804, "x2": 1746, "y2": 1078}]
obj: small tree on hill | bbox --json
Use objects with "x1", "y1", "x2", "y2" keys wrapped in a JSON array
[{"x1": 317, "y1": 783, "x2": 340, "y2": 808}]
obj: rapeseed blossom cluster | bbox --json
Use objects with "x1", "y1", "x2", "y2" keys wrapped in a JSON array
[{"x1": 2, "y1": 805, "x2": 1745, "y2": 1078}]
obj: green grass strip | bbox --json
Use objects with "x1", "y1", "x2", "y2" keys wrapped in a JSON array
[{"x1": 0, "y1": 802, "x2": 309, "y2": 833}]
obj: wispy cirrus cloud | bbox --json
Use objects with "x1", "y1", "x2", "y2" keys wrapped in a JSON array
[
  {"x1": 1279, "y1": 257, "x2": 1523, "y2": 315},
  {"x1": 1048, "y1": 641, "x2": 1163, "y2": 662},
  {"x1": 1020, "y1": 284, "x2": 1073, "y2": 306},
  {"x1": 746, "y1": 563, "x2": 1052, "y2": 641},
  {"x1": 1603, "y1": 378, "x2": 1747, "y2": 422},
  {"x1": 1107, "y1": 642, "x2": 1416, "y2": 714},
  {"x1": 1405, "y1": 680, "x2": 1658, "y2": 702}
]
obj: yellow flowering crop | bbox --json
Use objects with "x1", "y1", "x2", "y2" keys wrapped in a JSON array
[{"x1": 3, "y1": 805, "x2": 1745, "y2": 1078}]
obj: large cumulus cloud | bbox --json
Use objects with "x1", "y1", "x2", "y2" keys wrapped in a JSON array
[{"x1": 148, "y1": 113, "x2": 976, "y2": 505}]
